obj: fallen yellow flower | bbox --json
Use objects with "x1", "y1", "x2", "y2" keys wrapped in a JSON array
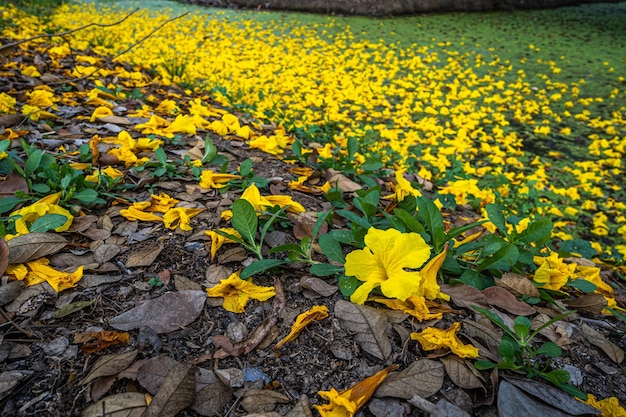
[
  {"x1": 199, "y1": 169, "x2": 242, "y2": 189},
  {"x1": 411, "y1": 322, "x2": 479, "y2": 359},
  {"x1": 206, "y1": 271, "x2": 275, "y2": 313},
  {"x1": 89, "y1": 106, "x2": 113, "y2": 122},
  {"x1": 8, "y1": 258, "x2": 83, "y2": 293},
  {"x1": 162, "y1": 207, "x2": 204, "y2": 231},
  {"x1": 6, "y1": 192, "x2": 73, "y2": 240},
  {"x1": 345, "y1": 227, "x2": 448, "y2": 304},
  {"x1": 119, "y1": 201, "x2": 163, "y2": 222},
  {"x1": 314, "y1": 364, "x2": 398, "y2": 417},
  {"x1": 371, "y1": 294, "x2": 451, "y2": 322},
  {"x1": 533, "y1": 251, "x2": 576, "y2": 291},
  {"x1": 204, "y1": 228, "x2": 242, "y2": 261},
  {"x1": 274, "y1": 305, "x2": 329, "y2": 351},
  {"x1": 383, "y1": 170, "x2": 422, "y2": 201},
  {"x1": 583, "y1": 394, "x2": 626, "y2": 417}
]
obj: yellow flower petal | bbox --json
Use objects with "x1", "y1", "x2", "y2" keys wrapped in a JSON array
[
  {"x1": 204, "y1": 228, "x2": 241, "y2": 261},
  {"x1": 206, "y1": 271, "x2": 275, "y2": 313},
  {"x1": 162, "y1": 207, "x2": 204, "y2": 231},
  {"x1": 411, "y1": 322, "x2": 479, "y2": 359},
  {"x1": 275, "y1": 305, "x2": 329, "y2": 350}
]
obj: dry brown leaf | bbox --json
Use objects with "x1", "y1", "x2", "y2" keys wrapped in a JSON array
[
  {"x1": 67, "y1": 215, "x2": 98, "y2": 233},
  {"x1": 440, "y1": 356, "x2": 485, "y2": 390},
  {"x1": 90, "y1": 375, "x2": 117, "y2": 402},
  {"x1": 0, "y1": 172, "x2": 28, "y2": 198},
  {"x1": 334, "y1": 300, "x2": 391, "y2": 360},
  {"x1": 506, "y1": 377, "x2": 601, "y2": 415},
  {"x1": 441, "y1": 284, "x2": 489, "y2": 310},
  {"x1": 496, "y1": 273, "x2": 540, "y2": 298},
  {"x1": 481, "y1": 286, "x2": 535, "y2": 316},
  {"x1": 0, "y1": 280, "x2": 24, "y2": 306},
  {"x1": 530, "y1": 314, "x2": 571, "y2": 349},
  {"x1": 375, "y1": 359, "x2": 444, "y2": 399},
  {"x1": 191, "y1": 368, "x2": 233, "y2": 416},
  {"x1": 0, "y1": 238, "x2": 8, "y2": 278},
  {"x1": 300, "y1": 276, "x2": 337, "y2": 297},
  {"x1": 218, "y1": 246, "x2": 247, "y2": 263},
  {"x1": 0, "y1": 114, "x2": 24, "y2": 128},
  {"x1": 93, "y1": 244, "x2": 121, "y2": 264},
  {"x1": 204, "y1": 264, "x2": 231, "y2": 287},
  {"x1": 80, "y1": 331, "x2": 130, "y2": 354},
  {"x1": 137, "y1": 356, "x2": 179, "y2": 395},
  {"x1": 284, "y1": 394, "x2": 313, "y2": 417},
  {"x1": 109, "y1": 290, "x2": 207, "y2": 334},
  {"x1": 565, "y1": 294, "x2": 607, "y2": 315},
  {"x1": 240, "y1": 389, "x2": 291, "y2": 413},
  {"x1": 81, "y1": 226, "x2": 112, "y2": 241},
  {"x1": 325, "y1": 169, "x2": 362, "y2": 192},
  {"x1": 7, "y1": 233, "x2": 67, "y2": 264},
  {"x1": 125, "y1": 244, "x2": 163, "y2": 268},
  {"x1": 81, "y1": 392, "x2": 148, "y2": 417},
  {"x1": 142, "y1": 362, "x2": 195, "y2": 417},
  {"x1": 461, "y1": 319, "x2": 502, "y2": 361},
  {"x1": 98, "y1": 115, "x2": 132, "y2": 125},
  {"x1": 581, "y1": 324, "x2": 624, "y2": 363},
  {"x1": 81, "y1": 350, "x2": 138, "y2": 386}
]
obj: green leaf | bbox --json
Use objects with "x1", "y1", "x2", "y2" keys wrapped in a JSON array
[
  {"x1": 202, "y1": 135, "x2": 218, "y2": 163},
  {"x1": 269, "y1": 244, "x2": 302, "y2": 254},
  {"x1": 536, "y1": 342, "x2": 562, "y2": 358},
  {"x1": 416, "y1": 196, "x2": 445, "y2": 251},
  {"x1": 567, "y1": 279, "x2": 597, "y2": 293},
  {"x1": 498, "y1": 335, "x2": 520, "y2": 360},
  {"x1": 513, "y1": 316, "x2": 531, "y2": 341},
  {"x1": 542, "y1": 369, "x2": 570, "y2": 386},
  {"x1": 485, "y1": 204, "x2": 507, "y2": 235},
  {"x1": 329, "y1": 230, "x2": 356, "y2": 245},
  {"x1": 557, "y1": 383, "x2": 588, "y2": 400},
  {"x1": 311, "y1": 210, "x2": 332, "y2": 242},
  {"x1": 24, "y1": 148, "x2": 42, "y2": 178},
  {"x1": 474, "y1": 360, "x2": 497, "y2": 370},
  {"x1": 155, "y1": 147, "x2": 167, "y2": 166},
  {"x1": 240, "y1": 259, "x2": 287, "y2": 279},
  {"x1": 338, "y1": 274, "x2": 360, "y2": 297},
  {"x1": 231, "y1": 199, "x2": 258, "y2": 245},
  {"x1": 318, "y1": 233, "x2": 345, "y2": 264},
  {"x1": 238, "y1": 159, "x2": 253, "y2": 177},
  {"x1": 30, "y1": 213, "x2": 68, "y2": 233},
  {"x1": 336, "y1": 209, "x2": 371, "y2": 229},
  {"x1": 558, "y1": 239, "x2": 597, "y2": 259},
  {"x1": 394, "y1": 208, "x2": 427, "y2": 236},
  {"x1": 477, "y1": 244, "x2": 519, "y2": 272},
  {"x1": 445, "y1": 220, "x2": 487, "y2": 242},
  {"x1": 473, "y1": 305, "x2": 517, "y2": 339},
  {"x1": 73, "y1": 189, "x2": 100, "y2": 204},
  {"x1": 0, "y1": 197, "x2": 29, "y2": 214},
  {"x1": 517, "y1": 218, "x2": 553, "y2": 245},
  {"x1": 310, "y1": 263, "x2": 344, "y2": 277},
  {"x1": 31, "y1": 183, "x2": 51, "y2": 194},
  {"x1": 458, "y1": 269, "x2": 493, "y2": 290}
]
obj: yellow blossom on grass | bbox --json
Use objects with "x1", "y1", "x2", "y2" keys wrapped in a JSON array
[
  {"x1": 345, "y1": 228, "x2": 449, "y2": 304},
  {"x1": 10, "y1": 258, "x2": 83, "y2": 292},
  {"x1": 533, "y1": 251, "x2": 576, "y2": 291},
  {"x1": 314, "y1": 364, "x2": 398, "y2": 417},
  {"x1": 274, "y1": 305, "x2": 329, "y2": 350},
  {"x1": 411, "y1": 322, "x2": 479, "y2": 359},
  {"x1": 221, "y1": 184, "x2": 305, "y2": 220},
  {"x1": 85, "y1": 167, "x2": 124, "y2": 183},
  {"x1": 204, "y1": 228, "x2": 242, "y2": 261},
  {"x1": 206, "y1": 271, "x2": 275, "y2": 313},
  {"x1": 199, "y1": 169, "x2": 242, "y2": 189},
  {"x1": 583, "y1": 394, "x2": 626, "y2": 417},
  {"x1": 162, "y1": 207, "x2": 204, "y2": 231},
  {"x1": 383, "y1": 170, "x2": 422, "y2": 201}
]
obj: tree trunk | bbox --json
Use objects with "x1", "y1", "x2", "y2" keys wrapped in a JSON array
[{"x1": 226, "y1": 0, "x2": 621, "y2": 16}]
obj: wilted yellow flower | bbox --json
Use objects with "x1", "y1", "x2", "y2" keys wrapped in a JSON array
[
  {"x1": 204, "y1": 228, "x2": 242, "y2": 261},
  {"x1": 146, "y1": 193, "x2": 179, "y2": 213},
  {"x1": 314, "y1": 365, "x2": 398, "y2": 417},
  {"x1": 533, "y1": 251, "x2": 576, "y2": 291},
  {"x1": 10, "y1": 258, "x2": 83, "y2": 292},
  {"x1": 119, "y1": 202, "x2": 163, "y2": 222},
  {"x1": 162, "y1": 207, "x2": 204, "y2": 231},
  {"x1": 206, "y1": 271, "x2": 275, "y2": 313},
  {"x1": 372, "y1": 294, "x2": 451, "y2": 321},
  {"x1": 0, "y1": 92, "x2": 16, "y2": 113},
  {"x1": 199, "y1": 170, "x2": 242, "y2": 189},
  {"x1": 275, "y1": 305, "x2": 329, "y2": 350},
  {"x1": 583, "y1": 394, "x2": 626, "y2": 417},
  {"x1": 383, "y1": 170, "x2": 422, "y2": 201},
  {"x1": 411, "y1": 322, "x2": 479, "y2": 358}
]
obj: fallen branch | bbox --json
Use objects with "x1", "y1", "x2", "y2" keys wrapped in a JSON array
[
  {"x1": 49, "y1": 11, "x2": 191, "y2": 85},
  {"x1": 0, "y1": 8, "x2": 140, "y2": 56}
]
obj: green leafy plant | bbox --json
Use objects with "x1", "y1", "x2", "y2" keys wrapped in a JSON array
[{"x1": 472, "y1": 305, "x2": 585, "y2": 399}]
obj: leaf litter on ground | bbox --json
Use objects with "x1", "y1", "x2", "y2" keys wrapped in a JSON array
[{"x1": 0, "y1": 2, "x2": 624, "y2": 417}]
